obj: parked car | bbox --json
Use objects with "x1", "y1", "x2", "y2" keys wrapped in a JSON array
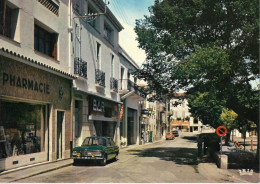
[
  {"x1": 165, "y1": 132, "x2": 175, "y2": 140},
  {"x1": 72, "y1": 136, "x2": 119, "y2": 166},
  {"x1": 172, "y1": 130, "x2": 179, "y2": 137}
]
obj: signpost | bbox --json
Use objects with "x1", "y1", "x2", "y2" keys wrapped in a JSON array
[{"x1": 216, "y1": 126, "x2": 227, "y2": 155}]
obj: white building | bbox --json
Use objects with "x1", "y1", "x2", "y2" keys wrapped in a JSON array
[
  {"x1": 0, "y1": 0, "x2": 74, "y2": 171},
  {"x1": 170, "y1": 93, "x2": 203, "y2": 132},
  {"x1": 141, "y1": 95, "x2": 161, "y2": 142},
  {"x1": 118, "y1": 46, "x2": 145, "y2": 147},
  {"x1": 70, "y1": 0, "x2": 124, "y2": 147}
]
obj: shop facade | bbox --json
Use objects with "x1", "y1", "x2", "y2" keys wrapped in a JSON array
[
  {"x1": 89, "y1": 96, "x2": 120, "y2": 143},
  {"x1": 0, "y1": 54, "x2": 73, "y2": 171},
  {"x1": 72, "y1": 92, "x2": 121, "y2": 147}
]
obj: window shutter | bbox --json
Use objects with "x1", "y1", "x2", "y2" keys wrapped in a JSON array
[{"x1": 52, "y1": 34, "x2": 57, "y2": 60}]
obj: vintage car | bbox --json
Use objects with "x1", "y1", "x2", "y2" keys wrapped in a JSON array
[
  {"x1": 165, "y1": 132, "x2": 175, "y2": 140},
  {"x1": 72, "y1": 136, "x2": 119, "y2": 166}
]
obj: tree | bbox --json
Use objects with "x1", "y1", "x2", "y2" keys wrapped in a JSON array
[
  {"x1": 135, "y1": 0, "x2": 259, "y2": 169},
  {"x1": 220, "y1": 109, "x2": 238, "y2": 144},
  {"x1": 188, "y1": 91, "x2": 224, "y2": 128}
]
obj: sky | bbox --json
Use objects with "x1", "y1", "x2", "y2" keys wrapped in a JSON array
[{"x1": 107, "y1": 0, "x2": 154, "y2": 67}]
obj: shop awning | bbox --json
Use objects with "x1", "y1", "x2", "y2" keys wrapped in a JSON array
[
  {"x1": 171, "y1": 121, "x2": 189, "y2": 126},
  {"x1": 74, "y1": 88, "x2": 123, "y2": 104},
  {"x1": 88, "y1": 115, "x2": 119, "y2": 122}
]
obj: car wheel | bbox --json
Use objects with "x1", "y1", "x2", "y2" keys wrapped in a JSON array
[
  {"x1": 114, "y1": 152, "x2": 119, "y2": 161},
  {"x1": 101, "y1": 155, "x2": 107, "y2": 166}
]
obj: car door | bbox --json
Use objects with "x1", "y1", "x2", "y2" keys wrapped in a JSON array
[
  {"x1": 106, "y1": 138, "x2": 113, "y2": 160},
  {"x1": 110, "y1": 139, "x2": 118, "y2": 157}
]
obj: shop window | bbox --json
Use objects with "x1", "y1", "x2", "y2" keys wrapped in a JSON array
[
  {"x1": 94, "y1": 121, "x2": 116, "y2": 139},
  {"x1": 0, "y1": 0, "x2": 19, "y2": 40},
  {"x1": 74, "y1": 100, "x2": 82, "y2": 138},
  {"x1": 0, "y1": 100, "x2": 45, "y2": 159},
  {"x1": 34, "y1": 24, "x2": 58, "y2": 59}
]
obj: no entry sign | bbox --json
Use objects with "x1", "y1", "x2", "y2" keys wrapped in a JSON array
[{"x1": 216, "y1": 126, "x2": 227, "y2": 136}]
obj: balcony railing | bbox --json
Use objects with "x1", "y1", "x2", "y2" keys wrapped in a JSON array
[
  {"x1": 95, "y1": 69, "x2": 105, "y2": 87},
  {"x1": 119, "y1": 79, "x2": 146, "y2": 98},
  {"x1": 110, "y1": 77, "x2": 118, "y2": 92},
  {"x1": 74, "y1": 57, "x2": 87, "y2": 78}
]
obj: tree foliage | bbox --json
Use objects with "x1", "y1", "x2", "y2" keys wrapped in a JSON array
[
  {"x1": 135, "y1": 0, "x2": 259, "y2": 168},
  {"x1": 220, "y1": 109, "x2": 238, "y2": 130},
  {"x1": 188, "y1": 91, "x2": 224, "y2": 128},
  {"x1": 134, "y1": 0, "x2": 259, "y2": 125}
]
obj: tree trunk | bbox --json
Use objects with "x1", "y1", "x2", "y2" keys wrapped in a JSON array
[{"x1": 225, "y1": 131, "x2": 231, "y2": 145}]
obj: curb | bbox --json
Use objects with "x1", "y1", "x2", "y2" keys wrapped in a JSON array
[
  {"x1": 10, "y1": 162, "x2": 73, "y2": 183},
  {"x1": 0, "y1": 158, "x2": 72, "y2": 176}
]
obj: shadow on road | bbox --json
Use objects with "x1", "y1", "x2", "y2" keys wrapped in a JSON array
[
  {"x1": 72, "y1": 159, "x2": 116, "y2": 167},
  {"x1": 181, "y1": 136, "x2": 198, "y2": 143},
  {"x1": 127, "y1": 147, "x2": 213, "y2": 166}
]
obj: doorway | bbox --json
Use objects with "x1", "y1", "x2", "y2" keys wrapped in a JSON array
[{"x1": 57, "y1": 111, "x2": 64, "y2": 160}]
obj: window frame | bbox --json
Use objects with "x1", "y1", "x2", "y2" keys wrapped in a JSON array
[
  {"x1": 96, "y1": 42, "x2": 101, "y2": 69},
  {"x1": 34, "y1": 24, "x2": 58, "y2": 60},
  {"x1": 111, "y1": 54, "x2": 114, "y2": 78},
  {"x1": 0, "y1": 0, "x2": 18, "y2": 40}
]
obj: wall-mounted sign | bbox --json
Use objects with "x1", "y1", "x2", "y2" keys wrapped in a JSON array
[
  {"x1": 93, "y1": 99, "x2": 105, "y2": 112},
  {"x1": 120, "y1": 105, "x2": 124, "y2": 120},
  {"x1": 89, "y1": 96, "x2": 119, "y2": 118},
  {"x1": 2, "y1": 72, "x2": 50, "y2": 94}
]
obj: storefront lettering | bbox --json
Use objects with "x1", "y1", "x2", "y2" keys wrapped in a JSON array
[
  {"x1": 93, "y1": 99, "x2": 105, "y2": 112},
  {"x1": 3, "y1": 72, "x2": 50, "y2": 94}
]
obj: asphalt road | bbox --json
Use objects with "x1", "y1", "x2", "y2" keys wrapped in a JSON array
[{"x1": 17, "y1": 132, "x2": 249, "y2": 183}]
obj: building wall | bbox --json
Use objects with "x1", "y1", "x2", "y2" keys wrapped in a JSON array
[
  {"x1": 0, "y1": 0, "x2": 72, "y2": 170},
  {"x1": 71, "y1": 0, "x2": 122, "y2": 146},
  {"x1": 72, "y1": 0, "x2": 121, "y2": 100},
  {"x1": 3, "y1": 0, "x2": 70, "y2": 73},
  {"x1": 118, "y1": 47, "x2": 142, "y2": 146},
  {"x1": 170, "y1": 96, "x2": 202, "y2": 132}
]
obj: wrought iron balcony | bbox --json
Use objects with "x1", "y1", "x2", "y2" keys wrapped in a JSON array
[
  {"x1": 74, "y1": 57, "x2": 87, "y2": 78},
  {"x1": 110, "y1": 77, "x2": 118, "y2": 92},
  {"x1": 95, "y1": 69, "x2": 105, "y2": 87},
  {"x1": 119, "y1": 79, "x2": 146, "y2": 98}
]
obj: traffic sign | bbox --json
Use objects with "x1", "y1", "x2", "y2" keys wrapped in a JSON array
[{"x1": 216, "y1": 126, "x2": 227, "y2": 136}]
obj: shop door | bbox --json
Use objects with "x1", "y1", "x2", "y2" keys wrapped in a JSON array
[
  {"x1": 57, "y1": 111, "x2": 64, "y2": 160},
  {"x1": 127, "y1": 108, "x2": 136, "y2": 145}
]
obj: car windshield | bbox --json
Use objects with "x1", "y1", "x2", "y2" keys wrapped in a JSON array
[{"x1": 82, "y1": 137, "x2": 106, "y2": 146}]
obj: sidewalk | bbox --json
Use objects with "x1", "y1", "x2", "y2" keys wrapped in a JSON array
[
  {"x1": 0, "y1": 139, "x2": 164, "y2": 183},
  {"x1": 0, "y1": 159, "x2": 73, "y2": 183}
]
